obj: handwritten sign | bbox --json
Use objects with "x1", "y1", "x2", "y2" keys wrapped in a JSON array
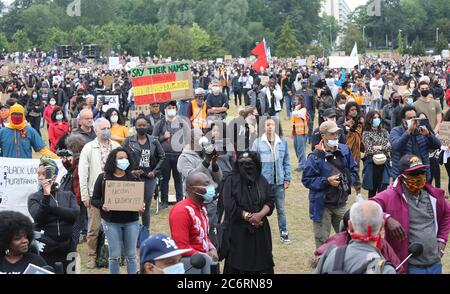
[
  {"x1": 439, "y1": 122, "x2": 450, "y2": 147},
  {"x1": 104, "y1": 181, "x2": 144, "y2": 212},
  {"x1": 130, "y1": 61, "x2": 193, "y2": 105}
]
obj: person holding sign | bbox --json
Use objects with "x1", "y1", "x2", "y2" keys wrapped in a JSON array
[{"x1": 91, "y1": 147, "x2": 145, "y2": 274}]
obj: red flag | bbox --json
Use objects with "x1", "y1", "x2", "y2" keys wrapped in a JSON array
[{"x1": 252, "y1": 40, "x2": 268, "y2": 73}]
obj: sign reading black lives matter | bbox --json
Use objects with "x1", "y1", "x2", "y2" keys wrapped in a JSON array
[{"x1": 104, "y1": 181, "x2": 144, "y2": 212}]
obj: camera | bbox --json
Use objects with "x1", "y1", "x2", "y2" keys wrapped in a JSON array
[
  {"x1": 56, "y1": 149, "x2": 73, "y2": 157},
  {"x1": 199, "y1": 137, "x2": 217, "y2": 157},
  {"x1": 337, "y1": 173, "x2": 350, "y2": 193},
  {"x1": 416, "y1": 119, "x2": 429, "y2": 128}
]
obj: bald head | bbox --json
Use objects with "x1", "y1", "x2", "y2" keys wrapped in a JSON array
[
  {"x1": 186, "y1": 172, "x2": 209, "y2": 190},
  {"x1": 79, "y1": 109, "x2": 94, "y2": 130},
  {"x1": 349, "y1": 200, "x2": 383, "y2": 236}
]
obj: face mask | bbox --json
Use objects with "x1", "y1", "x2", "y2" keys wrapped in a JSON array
[
  {"x1": 166, "y1": 109, "x2": 177, "y2": 117},
  {"x1": 326, "y1": 139, "x2": 339, "y2": 148},
  {"x1": 403, "y1": 174, "x2": 426, "y2": 194},
  {"x1": 372, "y1": 118, "x2": 381, "y2": 128},
  {"x1": 350, "y1": 111, "x2": 358, "y2": 118},
  {"x1": 100, "y1": 129, "x2": 112, "y2": 140},
  {"x1": 212, "y1": 86, "x2": 220, "y2": 94},
  {"x1": 420, "y1": 89, "x2": 430, "y2": 97},
  {"x1": 393, "y1": 99, "x2": 400, "y2": 105},
  {"x1": 10, "y1": 115, "x2": 23, "y2": 125},
  {"x1": 56, "y1": 114, "x2": 63, "y2": 121},
  {"x1": 407, "y1": 98, "x2": 414, "y2": 107},
  {"x1": 32, "y1": 94, "x2": 38, "y2": 99},
  {"x1": 388, "y1": 82, "x2": 394, "y2": 87},
  {"x1": 410, "y1": 83, "x2": 415, "y2": 88},
  {"x1": 49, "y1": 100, "x2": 56, "y2": 106},
  {"x1": 110, "y1": 115, "x2": 119, "y2": 123},
  {"x1": 116, "y1": 159, "x2": 130, "y2": 171},
  {"x1": 160, "y1": 262, "x2": 185, "y2": 275},
  {"x1": 406, "y1": 119, "x2": 414, "y2": 129},
  {"x1": 239, "y1": 161, "x2": 257, "y2": 182},
  {"x1": 338, "y1": 104, "x2": 346, "y2": 110},
  {"x1": 136, "y1": 128, "x2": 148, "y2": 136},
  {"x1": 194, "y1": 185, "x2": 216, "y2": 202}
]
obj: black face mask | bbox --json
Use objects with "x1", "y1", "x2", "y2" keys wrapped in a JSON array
[
  {"x1": 136, "y1": 128, "x2": 148, "y2": 136},
  {"x1": 239, "y1": 161, "x2": 257, "y2": 182},
  {"x1": 421, "y1": 89, "x2": 431, "y2": 97}
]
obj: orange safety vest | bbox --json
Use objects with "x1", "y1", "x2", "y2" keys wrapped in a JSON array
[
  {"x1": 191, "y1": 100, "x2": 207, "y2": 129},
  {"x1": 292, "y1": 113, "x2": 309, "y2": 136}
]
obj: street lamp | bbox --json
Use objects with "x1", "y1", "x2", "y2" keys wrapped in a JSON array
[
  {"x1": 363, "y1": 26, "x2": 366, "y2": 41},
  {"x1": 436, "y1": 28, "x2": 440, "y2": 42}
]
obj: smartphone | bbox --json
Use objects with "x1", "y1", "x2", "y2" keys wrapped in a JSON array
[
  {"x1": 45, "y1": 166, "x2": 53, "y2": 181},
  {"x1": 416, "y1": 119, "x2": 429, "y2": 127}
]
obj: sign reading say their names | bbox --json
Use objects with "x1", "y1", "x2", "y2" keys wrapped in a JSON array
[
  {"x1": 130, "y1": 61, "x2": 193, "y2": 105},
  {"x1": 104, "y1": 181, "x2": 144, "y2": 212}
]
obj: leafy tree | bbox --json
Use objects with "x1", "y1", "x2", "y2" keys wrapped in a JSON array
[
  {"x1": 340, "y1": 23, "x2": 367, "y2": 55},
  {"x1": 435, "y1": 34, "x2": 448, "y2": 54},
  {"x1": 410, "y1": 36, "x2": 425, "y2": 56},
  {"x1": 41, "y1": 27, "x2": 69, "y2": 51},
  {"x1": 397, "y1": 31, "x2": 406, "y2": 54},
  {"x1": 0, "y1": 33, "x2": 10, "y2": 52},
  {"x1": 157, "y1": 25, "x2": 193, "y2": 59},
  {"x1": 9, "y1": 30, "x2": 33, "y2": 52},
  {"x1": 275, "y1": 17, "x2": 301, "y2": 58}
]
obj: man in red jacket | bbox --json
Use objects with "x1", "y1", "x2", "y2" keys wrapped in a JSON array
[{"x1": 169, "y1": 172, "x2": 218, "y2": 273}]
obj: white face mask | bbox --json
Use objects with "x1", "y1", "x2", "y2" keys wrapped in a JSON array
[
  {"x1": 49, "y1": 100, "x2": 56, "y2": 106},
  {"x1": 166, "y1": 109, "x2": 177, "y2": 117},
  {"x1": 410, "y1": 83, "x2": 415, "y2": 88},
  {"x1": 326, "y1": 139, "x2": 339, "y2": 148},
  {"x1": 338, "y1": 104, "x2": 346, "y2": 110},
  {"x1": 110, "y1": 115, "x2": 119, "y2": 123}
]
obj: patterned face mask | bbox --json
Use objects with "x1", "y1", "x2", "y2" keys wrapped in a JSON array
[{"x1": 403, "y1": 174, "x2": 426, "y2": 194}]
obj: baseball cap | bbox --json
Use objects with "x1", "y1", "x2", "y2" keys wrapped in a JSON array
[
  {"x1": 140, "y1": 234, "x2": 191, "y2": 265},
  {"x1": 323, "y1": 108, "x2": 337, "y2": 118},
  {"x1": 398, "y1": 155, "x2": 428, "y2": 175},
  {"x1": 320, "y1": 121, "x2": 340, "y2": 134}
]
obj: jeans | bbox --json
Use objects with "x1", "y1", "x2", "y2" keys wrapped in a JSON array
[
  {"x1": 368, "y1": 164, "x2": 388, "y2": 198},
  {"x1": 142, "y1": 178, "x2": 157, "y2": 229},
  {"x1": 408, "y1": 262, "x2": 442, "y2": 274},
  {"x1": 103, "y1": 220, "x2": 139, "y2": 274},
  {"x1": 370, "y1": 97, "x2": 382, "y2": 111},
  {"x1": 28, "y1": 116, "x2": 41, "y2": 137},
  {"x1": 80, "y1": 202, "x2": 88, "y2": 235},
  {"x1": 273, "y1": 184, "x2": 287, "y2": 234},
  {"x1": 160, "y1": 154, "x2": 184, "y2": 203},
  {"x1": 177, "y1": 100, "x2": 189, "y2": 118},
  {"x1": 285, "y1": 95, "x2": 293, "y2": 119},
  {"x1": 293, "y1": 135, "x2": 307, "y2": 171},
  {"x1": 307, "y1": 113, "x2": 315, "y2": 143},
  {"x1": 233, "y1": 89, "x2": 242, "y2": 106}
]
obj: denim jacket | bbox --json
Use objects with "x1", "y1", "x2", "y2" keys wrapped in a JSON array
[{"x1": 251, "y1": 134, "x2": 292, "y2": 186}]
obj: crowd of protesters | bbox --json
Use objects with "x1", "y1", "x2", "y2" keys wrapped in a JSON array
[{"x1": 1, "y1": 50, "x2": 450, "y2": 275}]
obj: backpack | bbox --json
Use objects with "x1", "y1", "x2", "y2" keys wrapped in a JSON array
[
  {"x1": 95, "y1": 227, "x2": 109, "y2": 268},
  {"x1": 317, "y1": 245, "x2": 390, "y2": 274}
]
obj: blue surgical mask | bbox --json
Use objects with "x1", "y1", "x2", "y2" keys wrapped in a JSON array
[
  {"x1": 56, "y1": 114, "x2": 63, "y2": 121},
  {"x1": 407, "y1": 98, "x2": 414, "y2": 107},
  {"x1": 326, "y1": 139, "x2": 339, "y2": 148},
  {"x1": 161, "y1": 262, "x2": 185, "y2": 275},
  {"x1": 372, "y1": 118, "x2": 381, "y2": 127},
  {"x1": 117, "y1": 159, "x2": 130, "y2": 171},
  {"x1": 194, "y1": 185, "x2": 216, "y2": 202},
  {"x1": 101, "y1": 129, "x2": 112, "y2": 140}
]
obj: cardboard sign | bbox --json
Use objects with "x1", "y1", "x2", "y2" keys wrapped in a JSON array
[
  {"x1": 224, "y1": 55, "x2": 233, "y2": 61},
  {"x1": 104, "y1": 181, "x2": 145, "y2": 212},
  {"x1": 442, "y1": 50, "x2": 450, "y2": 59},
  {"x1": 307, "y1": 56, "x2": 314, "y2": 67},
  {"x1": 132, "y1": 104, "x2": 152, "y2": 120},
  {"x1": 439, "y1": 122, "x2": 450, "y2": 147},
  {"x1": 216, "y1": 58, "x2": 223, "y2": 64},
  {"x1": 296, "y1": 59, "x2": 306, "y2": 66},
  {"x1": 130, "y1": 61, "x2": 193, "y2": 105},
  {"x1": 109, "y1": 57, "x2": 121, "y2": 70},
  {"x1": 0, "y1": 65, "x2": 9, "y2": 77},
  {"x1": 238, "y1": 58, "x2": 246, "y2": 65},
  {"x1": 102, "y1": 75, "x2": 114, "y2": 89}
]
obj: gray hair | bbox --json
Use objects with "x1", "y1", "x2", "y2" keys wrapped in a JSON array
[
  {"x1": 65, "y1": 134, "x2": 88, "y2": 154},
  {"x1": 350, "y1": 201, "x2": 383, "y2": 236},
  {"x1": 94, "y1": 117, "x2": 110, "y2": 132}
]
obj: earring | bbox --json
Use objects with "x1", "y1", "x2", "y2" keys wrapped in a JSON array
[{"x1": 5, "y1": 249, "x2": 10, "y2": 256}]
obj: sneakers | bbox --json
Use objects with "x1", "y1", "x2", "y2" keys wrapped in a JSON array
[
  {"x1": 280, "y1": 231, "x2": 291, "y2": 244},
  {"x1": 86, "y1": 259, "x2": 96, "y2": 269},
  {"x1": 159, "y1": 202, "x2": 169, "y2": 210}
]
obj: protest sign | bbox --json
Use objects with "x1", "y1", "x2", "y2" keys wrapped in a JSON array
[
  {"x1": 102, "y1": 75, "x2": 114, "y2": 89},
  {"x1": 23, "y1": 264, "x2": 54, "y2": 275},
  {"x1": 216, "y1": 58, "x2": 223, "y2": 64},
  {"x1": 224, "y1": 55, "x2": 233, "y2": 61},
  {"x1": 0, "y1": 158, "x2": 66, "y2": 221},
  {"x1": 99, "y1": 95, "x2": 120, "y2": 113},
  {"x1": 109, "y1": 57, "x2": 121, "y2": 70},
  {"x1": 307, "y1": 56, "x2": 314, "y2": 67},
  {"x1": 130, "y1": 56, "x2": 140, "y2": 65},
  {"x1": 130, "y1": 61, "x2": 193, "y2": 105},
  {"x1": 328, "y1": 56, "x2": 358, "y2": 69},
  {"x1": 80, "y1": 68, "x2": 88, "y2": 75},
  {"x1": 238, "y1": 58, "x2": 246, "y2": 65},
  {"x1": 104, "y1": 181, "x2": 145, "y2": 212},
  {"x1": 0, "y1": 65, "x2": 9, "y2": 77},
  {"x1": 439, "y1": 122, "x2": 450, "y2": 147},
  {"x1": 259, "y1": 75, "x2": 270, "y2": 87},
  {"x1": 442, "y1": 50, "x2": 450, "y2": 59},
  {"x1": 296, "y1": 59, "x2": 307, "y2": 66}
]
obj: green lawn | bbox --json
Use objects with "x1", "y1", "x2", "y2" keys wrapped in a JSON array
[{"x1": 36, "y1": 102, "x2": 450, "y2": 274}]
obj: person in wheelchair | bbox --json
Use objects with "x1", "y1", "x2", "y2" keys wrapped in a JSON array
[{"x1": 0, "y1": 211, "x2": 47, "y2": 274}]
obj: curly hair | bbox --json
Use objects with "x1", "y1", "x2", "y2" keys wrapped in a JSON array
[
  {"x1": 104, "y1": 147, "x2": 134, "y2": 176},
  {"x1": 0, "y1": 211, "x2": 34, "y2": 257}
]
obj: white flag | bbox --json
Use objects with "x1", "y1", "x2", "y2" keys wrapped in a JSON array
[{"x1": 350, "y1": 42, "x2": 358, "y2": 58}]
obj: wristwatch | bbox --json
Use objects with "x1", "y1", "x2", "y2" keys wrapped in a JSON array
[{"x1": 243, "y1": 211, "x2": 250, "y2": 221}]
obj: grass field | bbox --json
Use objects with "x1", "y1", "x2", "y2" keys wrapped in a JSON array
[{"x1": 36, "y1": 102, "x2": 450, "y2": 274}]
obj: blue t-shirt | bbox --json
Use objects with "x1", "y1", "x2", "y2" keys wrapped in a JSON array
[{"x1": 0, "y1": 126, "x2": 46, "y2": 158}]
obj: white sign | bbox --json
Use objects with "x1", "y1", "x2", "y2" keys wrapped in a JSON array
[
  {"x1": 108, "y1": 57, "x2": 121, "y2": 70},
  {"x1": 130, "y1": 56, "x2": 140, "y2": 65},
  {"x1": 296, "y1": 59, "x2": 307, "y2": 66},
  {"x1": 434, "y1": 55, "x2": 442, "y2": 61},
  {"x1": 238, "y1": 58, "x2": 246, "y2": 65},
  {"x1": 328, "y1": 56, "x2": 359, "y2": 69},
  {"x1": 0, "y1": 158, "x2": 66, "y2": 221},
  {"x1": 216, "y1": 58, "x2": 223, "y2": 64},
  {"x1": 80, "y1": 68, "x2": 88, "y2": 75},
  {"x1": 100, "y1": 95, "x2": 121, "y2": 113},
  {"x1": 442, "y1": 50, "x2": 450, "y2": 59}
]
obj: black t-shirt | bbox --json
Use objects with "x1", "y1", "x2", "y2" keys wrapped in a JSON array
[
  {"x1": 138, "y1": 140, "x2": 152, "y2": 173},
  {"x1": 0, "y1": 253, "x2": 47, "y2": 274}
]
